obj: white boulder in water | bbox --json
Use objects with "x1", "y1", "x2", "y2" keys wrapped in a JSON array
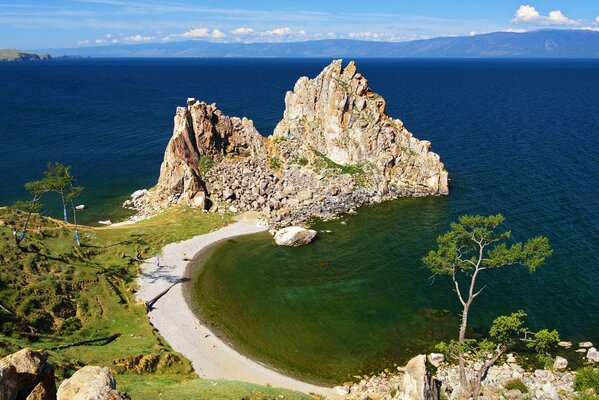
[
  {"x1": 273, "y1": 226, "x2": 317, "y2": 247},
  {"x1": 75, "y1": 204, "x2": 85, "y2": 210},
  {"x1": 98, "y1": 220, "x2": 112, "y2": 226},
  {"x1": 130, "y1": 189, "x2": 148, "y2": 200}
]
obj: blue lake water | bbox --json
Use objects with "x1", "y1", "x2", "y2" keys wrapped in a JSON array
[{"x1": 1, "y1": 58, "x2": 598, "y2": 382}]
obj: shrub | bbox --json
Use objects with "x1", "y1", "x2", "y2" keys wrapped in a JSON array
[
  {"x1": 575, "y1": 367, "x2": 599, "y2": 393},
  {"x1": 504, "y1": 378, "x2": 528, "y2": 393},
  {"x1": 59, "y1": 317, "x2": 82, "y2": 335}
]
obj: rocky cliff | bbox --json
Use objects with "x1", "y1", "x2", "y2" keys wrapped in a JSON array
[{"x1": 136, "y1": 60, "x2": 448, "y2": 226}]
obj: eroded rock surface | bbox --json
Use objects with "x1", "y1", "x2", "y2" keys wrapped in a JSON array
[
  {"x1": 136, "y1": 60, "x2": 448, "y2": 226},
  {"x1": 0, "y1": 348, "x2": 56, "y2": 400}
]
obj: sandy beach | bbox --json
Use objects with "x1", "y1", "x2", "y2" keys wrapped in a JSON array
[{"x1": 136, "y1": 215, "x2": 338, "y2": 398}]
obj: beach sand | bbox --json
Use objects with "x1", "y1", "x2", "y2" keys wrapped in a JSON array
[{"x1": 136, "y1": 214, "x2": 339, "y2": 398}]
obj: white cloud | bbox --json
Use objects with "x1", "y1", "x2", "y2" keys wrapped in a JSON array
[
  {"x1": 211, "y1": 28, "x2": 225, "y2": 38},
  {"x1": 112, "y1": 38, "x2": 119, "y2": 43},
  {"x1": 502, "y1": 28, "x2": 527, "y2": 33},
  {"x1": 124, "y1": 34, "x2": 155, "y2": 42},
  {"x1": 326, "y1": 32, "x2": 335, "y2": 38},
  {"x1": 105, "y1": 33, "x2": 112, "y2": 38},
  {"x1": 181, "y1": 27, "x2": 210, "y2": 38},
  {"x1": 263, "y1": 27, "x2": 293, "y2": 36},
  {"x1": 95, "y1": 39, "x2": 106, "y2": 44},
  {"x1": 77, "y1": 39, "x2": 90, "y2": 45},
  {"x1": 596, "y1": 16, "x2": 599, "y2": 24},
  {"x1": 348, "y1": 31, "x2": 381, "y2": 39},
  {"x1": 231, "y1": 27, "x2": 255, "y2": 35},
  {"x1": 512, "y1": 5, "x2": 579, "y2": 26}
]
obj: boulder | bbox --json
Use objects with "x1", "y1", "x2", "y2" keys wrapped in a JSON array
[
  {"x1": 553, "y1": 356, "x2": 568, "y2": 371},
  {"x1": 98, "y1": 220, "x2": 112, "y2": 226},
  {"x1": 427, "y1": 353, "x2": 445, "y2": 368},
  {"x1": 0, "y1": 348, "x2": 56, "y2": 400},
  {"x1": 557, "y1": 341, "x2": 572, "y2": 348},
  {"x1": 401, "y1": 354, "x2": 439, "y2": 400},
  {"x1": 74, "y1": 205, "x2": 85, "y2": 211},
  {"x1": 587, "y1": 347, "x2": 599, "y2": 363},
  {"x1": 130, "y1": 189, "x2": 148, "y2": 200},
  {"x1": 273, "y1": 226, "x2": 317, "y2": 247},
  {"x1": 579, "y1": 341, "x2": 593, "y2": 348},
  {"x1": 333, "y1": 385, "x2": 350, "y2": 395},
  {"x1": 57, "y1": 366, "x2": 127, "y2": 400}
]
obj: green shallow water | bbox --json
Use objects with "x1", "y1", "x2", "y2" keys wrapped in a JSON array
[{"x1": 191, "y1": 198, "x2": 463, "y2": 384}]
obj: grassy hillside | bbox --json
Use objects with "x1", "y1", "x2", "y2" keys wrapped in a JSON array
[{"x1": 0, "y1": 206, "x2": 314, "y2": 399}]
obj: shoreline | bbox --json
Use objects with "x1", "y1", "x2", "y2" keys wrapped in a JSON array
[{"x1": 135, "y1": 214, "x2": 339, "y2": 398}]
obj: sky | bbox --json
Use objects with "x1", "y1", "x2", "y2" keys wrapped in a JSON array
[{"x1": 1, "y1": 1, "x2": 599, "y2": 50}]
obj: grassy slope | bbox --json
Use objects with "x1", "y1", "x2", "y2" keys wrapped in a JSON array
[{"x1": 0, "y1": 206, "x2": 314, "y2": 399}]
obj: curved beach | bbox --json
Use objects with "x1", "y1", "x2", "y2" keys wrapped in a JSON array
[{"x1": 135, "y1": 215, "x2": 338, "y2": 398}]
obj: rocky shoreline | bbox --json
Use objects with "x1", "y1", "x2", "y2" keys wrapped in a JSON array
[{"x1": 124, "y1": 60, "x2": 448, "y2": 227}]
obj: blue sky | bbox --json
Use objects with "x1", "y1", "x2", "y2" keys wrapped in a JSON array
[{"x1": 1, "y1": 1, "x2": 599, "y2": 49}]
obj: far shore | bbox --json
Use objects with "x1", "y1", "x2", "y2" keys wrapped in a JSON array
[{"x1": 135, "y1": 213, "x2": 339, "y2": 398}]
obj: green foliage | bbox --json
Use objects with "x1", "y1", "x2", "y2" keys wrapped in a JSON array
[
  {"x1": 270, "y1": 156, "x2": 282, "y2": 170},
  {"x1": 435, "y1": 338, "x2": 496, "y2": 361},
  {"x1": 574, "y1": 367, "x2": 599, "y2": 393},
  {"x1": 489, "y1": 311, "x2": 528, "y2": 346},
  {"x1": 504, "y1": 378, "x2": 528, "y2": 393},
  {"x1": 198, "y1": 155, "x2": 215, "y2": 177},
  {"x1": 312, "y1": 150, "x2": 364, "y2": 175},
  {"x1": 526, "y1": 329, "x2": 560, "y2": 354},
  {"x1": 12, "y1": 200, "x2": 42, "y2": 213},
  {"x1": 423, "y1": 214, "x2": 553, "y2": 277}
]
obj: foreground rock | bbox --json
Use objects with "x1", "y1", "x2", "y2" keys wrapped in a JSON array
[
  {"x1": 133, "y1": 60, "x2": 448, "y2": 226},
  {"x1": 273, "y1": 226, "x2": 317, "y2": 246},
  {"x1": 57, "y1": 366, "x2": 128, "y2": 400},
  {"x1": 402, "y1": 355, "x2": 439, "y2": 400},
  {"x1": 0, "y1": 348, "x2": 56, "y2": 400}
]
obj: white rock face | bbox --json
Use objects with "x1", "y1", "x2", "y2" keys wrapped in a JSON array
[
  {"x1": 401, "y1": 354, "x2": 438, "y2": 400},
  {"x1": 273, "y1": 226, "x2": 317, "y2": 247},
  {"x1": 131, "y1": 189, "x2": 148, "y2": 200},
  {"x1": 427, "y1": 353, "x2": 445, "y2": 367},
  {"x1": 553, "y1": 356, "x2": 568, "y2": 371},
  {"x1": 333, "y1": 385, "x2": 350, "y2": 395},
  {"x1": 57, "y1": 366, "x2": 125, "y2": 400},
  {"x1": 587, "y1": 347, "x2": 599, "y2": 363}
]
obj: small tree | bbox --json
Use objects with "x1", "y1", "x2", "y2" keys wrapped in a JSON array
[
  {"x1": 13, "y1": 179, "x2": 50, "y2": 246},
  {"x1": 43, "y1": 162, "x2": 76, "y2": 222},
  {"x1": 436, "y1": 311, "x2": 558, "y2": 398},
  {"x1": 66, "y1": 184, "x2": 84, "y2": 246},
  {"x1": 423, "y1": 214, "x2": 552, "y2": 397}
]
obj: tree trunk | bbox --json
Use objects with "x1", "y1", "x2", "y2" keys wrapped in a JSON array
[
  {"x1": 470, "y1": 345, "x2": 506, "y2": 399},
  {"x1": 458, "y1": 302, "x2": 471, "y2": 389}
]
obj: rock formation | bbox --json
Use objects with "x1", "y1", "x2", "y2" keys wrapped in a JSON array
[
  {"x1": 273, "y1": 226, "x2": 317, "y2": 247},
  {"x1": 0, "y1": 348, "x2": 56, "y2": 400},
  {"x1": 57, "y1": 366, "x2": 128, "y2": 400},
  {"x1": 0, "y1": 349, "x2": 128, "y2": 400},
  {"x1": 136, "y1": 60, "x2": 448, "y2": 226}
]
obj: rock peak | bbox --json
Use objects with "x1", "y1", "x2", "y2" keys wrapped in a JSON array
[{"x1": 137, "y1": 61, "x2": 448, "y2": 226}]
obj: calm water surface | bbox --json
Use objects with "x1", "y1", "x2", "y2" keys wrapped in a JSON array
[{"x1": 1, "y1": 58, "x2": 598, "y2": 384}]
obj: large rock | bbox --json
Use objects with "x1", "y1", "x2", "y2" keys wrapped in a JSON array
[
  {"x1": 57, "y1": 366, "x2": 127, "y2": 400},
  {"x1": 553, "y1": 356, "x2": 568, "y2": 371},
  {"x1": 143, "y1": 60, "x2": 448, "y2": 224},
  {"x1": 401, "y1": 354, "x2": 439, "y2": 400},
  {"x1": 272, "y1": 60, "x2": 448, "y2": 195},
  {"x1": 273, "y1": 226, "x2": 317, "y2": 247},
  {"x1": 0, "y1": 348, "x2": 56, "y2": 400},
  {"x1": 587, "y1": 347, "x2": 599, "y2": 363}
]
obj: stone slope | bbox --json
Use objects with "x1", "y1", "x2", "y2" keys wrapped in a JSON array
[{"x1": 136, "y1": 60, "x2": 448, "y2": 225}]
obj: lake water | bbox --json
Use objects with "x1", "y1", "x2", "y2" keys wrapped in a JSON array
[{"x1": 1, "y1": 58, "x2": 598, "y2": 384}]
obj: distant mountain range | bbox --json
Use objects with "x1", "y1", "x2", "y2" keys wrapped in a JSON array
[{"x1": 40, "y1": 29, "x2": 599, "y2": 58}]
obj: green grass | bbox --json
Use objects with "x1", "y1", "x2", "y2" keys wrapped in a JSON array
[
  {"x1": 312, "y1": 150, "x2": 364, "y2": 175},
  {"x1": 575, "y1": 367, "x2": 599, "y2": 394},
  {"x1": 198, "y1": 155, "x2": 215, "y2": 177},
  {"x1": 118, "y1": 375, "x2": 318, "y2": 399},
  {"x1": 0, "y1": 206, "x2": 308, "y2": 398}
]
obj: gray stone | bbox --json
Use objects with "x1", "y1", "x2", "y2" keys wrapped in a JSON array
[
  {"x1": 401, "y1": 354, "x2": 439, "y2": 400},
  {"x1": 57, "y1": 366, "x2": 126, "y2": 400},
  {"x1": 579, "y1": 341, "x2": 593, "y2": 348},
  {"x1": 427, "y1": 353, "x2": 445, "y2": 367}
]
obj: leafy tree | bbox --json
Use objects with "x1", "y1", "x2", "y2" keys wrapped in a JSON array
[
  {"x1": 13, "y1": 162, "x2": 83, "y2": 247},
  {"x1": 13, "y1": 178, "x2": 50, "y2": 246},
  {"x1": 423, "y1": 214, "x2": 552, "y2": 396},
  {"x1": 43, "y1": 162, "x2": 76, "y2": 222},
  {"x1": 436, "y1": 311, "x2": 558, "y2": 398}
]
